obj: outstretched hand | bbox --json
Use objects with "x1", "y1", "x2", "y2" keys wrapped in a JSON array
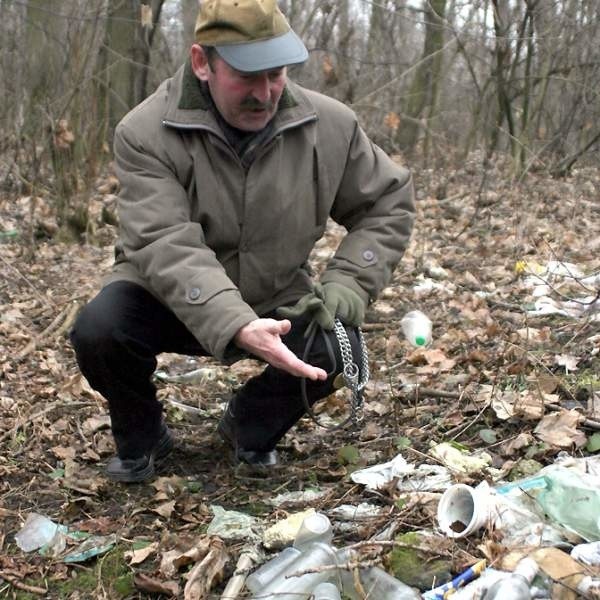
[{"x1": 234, "y1": 318, "x2": 327, "y2": 381}]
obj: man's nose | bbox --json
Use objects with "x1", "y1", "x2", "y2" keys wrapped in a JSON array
[{"x1": 250, "y1": 74, "x2": 270, "y2": 103}]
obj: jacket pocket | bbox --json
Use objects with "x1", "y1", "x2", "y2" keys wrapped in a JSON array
[
  {"x1": 185, "y1": 270, "x2": 238, "y2": 305},
  {"x1": 333, "y1": 240, "x2": 380, "y2": 268}
]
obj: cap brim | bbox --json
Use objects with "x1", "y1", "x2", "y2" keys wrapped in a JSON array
[{"x1": 215, "y1": 30, "x2": 308, "y2": 73}]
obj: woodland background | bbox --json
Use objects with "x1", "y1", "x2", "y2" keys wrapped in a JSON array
[{"x1": 1, "y1": 1, "x2": 600, "y2": 599}]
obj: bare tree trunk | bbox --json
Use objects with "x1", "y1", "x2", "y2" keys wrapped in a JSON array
[{"x1": 395, "y1": 0, "x2": 447, "y2": 153}]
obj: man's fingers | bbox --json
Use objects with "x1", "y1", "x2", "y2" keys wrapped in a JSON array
[
  {"x1": 280, "y1": 352, "x2": 327, "y2": 380},
  {"x1": 275, "y1": 318, "x2": 292, "y2": 335}
]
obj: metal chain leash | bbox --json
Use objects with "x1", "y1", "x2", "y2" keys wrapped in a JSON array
[
  {"x1": 301, "y1": 319, "x2": 370, "y2": 430},
  {"x1": 333, "y1": 318, "x2": 369, "y2": 426}
]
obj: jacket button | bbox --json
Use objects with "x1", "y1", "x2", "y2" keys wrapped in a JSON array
[
  {"x1": 362, "y1": 249, "x2": 375, "y2": 262},
  {"x1": 189, "y1": 287, "x2": 201, "y2": 300}
]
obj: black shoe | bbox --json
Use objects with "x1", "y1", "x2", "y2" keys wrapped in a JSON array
[
  {"x1": 106, "y1": 424, "x2": 174, "y2": 483},
  {"x1": 218, "y1": 406, "x2": 278, "y2": 467}
]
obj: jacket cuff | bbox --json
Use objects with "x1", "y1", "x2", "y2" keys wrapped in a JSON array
[{"x1": 319, "y1": 271, "x2": 371, "y2": 306}]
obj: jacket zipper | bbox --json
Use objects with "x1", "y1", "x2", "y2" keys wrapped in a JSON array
[{"x1": 162, "y1": 114, "x2": 317, "y2": 140}]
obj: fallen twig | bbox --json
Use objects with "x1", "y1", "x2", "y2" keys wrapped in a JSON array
[
  {"x1": 17, "y1": 301, "x2": 80, "y2": 360},
  {"x1": 398, "y1": 386, "x2": 462, "y2": 400},
  {"x1": 546, "y1": 402, "x2": 600, "y2": 431},
  {"x1": 0, "y1": 571, "x2": 47, "y2": 596}
]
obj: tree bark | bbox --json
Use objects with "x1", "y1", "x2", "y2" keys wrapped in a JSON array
[{"x1": 395, "y1": 0, "x2": 447, "y2": 153}]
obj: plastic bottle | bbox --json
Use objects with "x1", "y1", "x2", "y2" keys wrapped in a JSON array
[
  {"x1": 294, "y1": 513, "x2": 333, "y2": 551},
  {"x1": 312, "y1": 581, "x2": 341, "y2": 599},
  {"x1": 337, "y1": 549, "x2": 421, "y2": 600},
  {"x1": 251, "y1": 542, "x2": 338, "y2": 600},
  {"x1": 400, "y1": 310, "x2": 432, "y2": 347},
  {"x1": 482, "y1": 557, "x2": 538, "y2": 600},
  {"x1": 245, "y1": 547, "x2": 301, "y2": 594}
]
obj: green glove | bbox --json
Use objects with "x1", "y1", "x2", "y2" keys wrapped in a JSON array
[{"x1": 277, "y1": 282, "x2": 365, "y2": 330}]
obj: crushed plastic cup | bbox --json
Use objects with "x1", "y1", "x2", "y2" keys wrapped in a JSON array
[{"x1": 437, "y1": 482, "x2": 498, "y2": 538}]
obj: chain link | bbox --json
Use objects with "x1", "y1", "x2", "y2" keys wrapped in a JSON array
[{"x1": 333, "y1": 318, "x2": 369, "y2": 426}]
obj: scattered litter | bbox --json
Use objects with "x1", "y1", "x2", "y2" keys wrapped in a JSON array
[
  {"x1": 15, "y1": 513, "x2": 62, "y2": 552},
  {"x1": 207, "y1": 506, "x2": 261, "y2": 543},
  {"x1": 329, "y1": 503, "x2": 387, "y2": 520},
  {"x1": 396, "y1": 464, "x2": 452, "y2": 492},
  {"x1": 350, "y1": 454, "x2": 414, "y2": 490},
  {"x1": 63, "y1": 534, "x2": 117, "y2": 563},
  {"x1": 519, "y1": 260, "x2": 600, "y2": 318},
  {"x1": 262, "y1": 508, "x2": 315, "y2": 549},
  {"x1": 14, "y1": 512, "x2": 116, "y2": 562},
  {"x1": 423, "y1": 559, "x2": 486, "y2": 599},
  {"x1": 270, "y1": 488, "x2": 330, "y2": 508},
  {"x1": 429, "y1": 442, "x2": 492, "y2": 475},
  {"x1": 571, "y1": 541, "x2": 600, "y2": 566},
  {"x1": 412, "y1": 274, "x2": 456, "y2": 296}
]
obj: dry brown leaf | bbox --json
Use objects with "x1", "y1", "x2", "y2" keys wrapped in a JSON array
[
  {"x1": 500, "y1": 432, "x2": 534, "y2": 456},
  {"x1": 536, "y1": 374, "x2": 560, "y2": 393},
  {"x1": 134, "y1": 573, "x2": 179, "y2": 597},
  {"x1": 152, "y1": 500, "x2": 176, "y2": 519},
  {"x1": 51, "y1": 445, "x2": 76, "y2": 460},
  {"x1": 516, "y1": 327, "x2": 548, "y2": 343},
  {"x1": 159, "y1": 537, "x2": 212, "y2": 578},
  {"x1": 534, "y1": 409, "x2": 586, "y2": 448},
  {"x1": 491, "y1": 390, "x2": 543, "y2": 420},
  {"x1": 184, "y1": 537, "x2": 228, "y2": 600},
  {"x1": 125, "y1": 541, "x2": 159, "y2": 565},
  {"x1": 152, "y1": 475, "x2": 185, "y2": 495},
  {"x1": 81, "y1": 415, "x2": 111, "y2": 435}
]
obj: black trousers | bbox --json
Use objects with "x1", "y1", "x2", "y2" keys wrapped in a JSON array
[{"x1": 70, "y1": 281, "x2": 362, "y2": 458}]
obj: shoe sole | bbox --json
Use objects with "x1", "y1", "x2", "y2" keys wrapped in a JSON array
[{"x1": 106, "y1": 429, "x2": 174, "y2": 483}]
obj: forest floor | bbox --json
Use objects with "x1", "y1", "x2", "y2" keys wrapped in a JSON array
[{"x1": 1, "y1": 156, "x2": 600, "y2": 599}]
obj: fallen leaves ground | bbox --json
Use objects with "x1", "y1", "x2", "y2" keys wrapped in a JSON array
[{"x1": 1, "y1": 156, "x2": 599, "y2": 598}]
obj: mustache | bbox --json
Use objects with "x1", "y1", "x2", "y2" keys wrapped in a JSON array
[{"x1": 240, "y1": 96, "x2": 274, "y2": 111}]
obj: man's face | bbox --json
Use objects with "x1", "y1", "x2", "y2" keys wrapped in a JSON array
[{"x1": 191, "y1": 45, "x2": 287, "y2": 131}]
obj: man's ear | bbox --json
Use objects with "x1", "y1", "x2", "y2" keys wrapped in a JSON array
[{"x1": 190, "y1": 44, "x2": 211, "y2": 81}]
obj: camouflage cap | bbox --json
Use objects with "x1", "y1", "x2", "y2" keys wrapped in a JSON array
[{"x1": 195, "y1": 0, "x2": 308, "y2": 72}]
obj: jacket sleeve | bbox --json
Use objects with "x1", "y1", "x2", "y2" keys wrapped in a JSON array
[
  {"x1": 320, "y1": 121, "x2": 415, "y2": 305},
  {"x1": 113, "y1": 122, "x2": 258, "y2": 360}
]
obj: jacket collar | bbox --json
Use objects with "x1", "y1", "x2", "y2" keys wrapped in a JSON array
[{"x1": 163, "y1": 60, "x2": 317, "y2": 134}]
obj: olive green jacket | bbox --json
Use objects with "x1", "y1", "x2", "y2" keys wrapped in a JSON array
[{"x1": 107, "y1": 63, "x2": 415, "y2": 360}]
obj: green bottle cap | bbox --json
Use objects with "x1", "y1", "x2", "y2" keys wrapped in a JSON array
[{"x1": 415, "y1": 336, "x2": 426, "y2": 346}]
